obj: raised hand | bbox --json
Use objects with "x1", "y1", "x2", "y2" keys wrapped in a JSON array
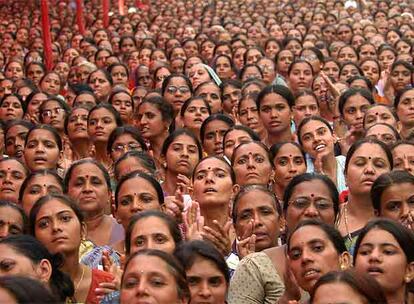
[
  {"x1": 236, "y1": 219, "x2": 256, "y2": 258},
  {"x1": 201, "y1": 220, "x2": 232, "y2": 256},
  {"x1": 183, "y1": 200, "x2": 204, "y2": 241}
]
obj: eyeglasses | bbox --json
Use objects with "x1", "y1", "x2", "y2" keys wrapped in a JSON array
[
  {"x1": 288, "y1": 197, "x2": 333, "y2": 211},
  {"x1": 112, "y1": 143, "x2": 142, "y2": 153},
  {"x1": 166, "y1": 85, "x2": 190, "y2": 94},
  {"x1": 300, "y1": 55, "x2": 318, "y2": 61},
  {"x1": 41, "y1": 108, "x2": 65, "y2": 117}
]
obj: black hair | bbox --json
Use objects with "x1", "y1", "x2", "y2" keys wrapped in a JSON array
[
  {"x1": 310, "y1": 270, "x2": 387, "y2": 303},
  {"x1": 108, "y1": 62, "x2": 129, "y2": 78},
  {"x1": 200, "y1": 113, "x2": 234, "y2": 143},
  {"x1": 365, "y1": 122, "x2": 401, "y2": 142},
  {"x1": 180, "y1": 96, "x2": 211, "y2": 117},
  {"x1": 87, "y1": 68, "x2": 113, "y2": 86},
  {"x1": 231, "y1": 140, "x2": 272, "y2": 168},
  {"x1": 283, "y1": 173, "x2": 339, "y2": 217},
  {"x1": 220, "y1": 79, "x2": 242, "y2": 97},
  {"x1": 0, "y1": 276, "x2": 61, "y2": 303},
  {"x1": 0, "y1": 200, "x2": 27, "y2": 234},
  {"x1": 287, "y1": 59, "x2": 314, "y2": 76},
  {"x1": 137, "y1": 95, "x2": 174, "y2": 124},
  {"x1": 297, "y1": 115, "x2": 333, "y2": 146},
  {"x1": 161, "y1": 73, "x2": 193, "y2": 96},
  {"x1": 232, "y1": 184, "x2": 281, "y2": 223},
  {"x1": 344, "y1": 138, "x2": 393, "y2": 174},
  {"x1": 370, "y1": 170, "x2": 414, "y2": 213},
  {"x1": 64, "y1": 158, "x2": 111, "y2": 192},
  {"x1": 0, "y1": 235, "x2": 73, "y2": 301},
  {"x1": 25, "y1": 124, "x2": 62, "y2": 152},
  {"x1": 175, "y1": 240, "x2": 230, "y2": 284},
  {"x1": 88, "y1": 102, "x2": 123, "y2": 127},
  {"x1": 363, "y1": 104, "x2": 398, "y2": 128},
  {"x1": 293, "y1": 89, "x2": 318, "y2": 106},
  {"x1": 354, "y1": 218, "x2": 414, "y2": 263},
  {"x1": 287, "y1": 219, "x2": 347, "y2": 255},
  {"x1": 29, "y1": 194, "x2": 84, "y2": 236},
  {"x1": 161, "y1": 128, "x2": 203, "y2": 160},
  {"x1": 114, "y1": 151, "x2": 156, "y2": 180},
  {"x1": 0, "y1": 93, "x2": 27, "y2": 113},
  {"x1": 107, "y1": 125, "x2": 147, "y2": 155},
  {"x1": 347, "y1": 75, "x2": 374, "y2": 92},
  {"x1": 125, "y1": 211, "x2": 182, "y2": 255},
  {"x1": 223, "y1": 125, "x2": 261, "y2": 150},
  {"x1": 122, "y1": 249, "x2": 190, "y2": 301},
  {"x1": 395, "y1": 87, "x2": 414, "y2": 109},
  {"x1": 257, "y1": 84, "x2": 295, "y2": 109},
  {"x1": 238, "y1": 63, "x2": 263, "y2": 81},
  {"x1": 72, "y1": 90, "x2": 98, "y2": 108},
  {"x1": 18, "y1": 169, "x2": 63, "y2": 202},
  {"x1": 39, "y1": 96, "x2": 70, "y2": 123},
  {"x1": 270, "y1": 141, "x2": 306, "y2": 163},
  {"x1": 108, "y1": 87, "x2": 134, "y2": 109},
  {"x1": 338, "y1": 88, "x2": 375, "y2": 117},
  {"x1": 5, "y1": 119, "x2": 33, "y2": 136},
  {"x1": 115, "y1": 171, "x2": 164, "y2": 209},
  {"x1": 192, "y1": 156, "x2": 236, "y2": 184}
]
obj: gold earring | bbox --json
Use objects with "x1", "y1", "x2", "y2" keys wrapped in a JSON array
[
  {"x1": 340, "y1": 263, "x2": 347, "y2": 270},
  {"x1": 405, "y1": 275, "x2": 412, "y2": 283}
]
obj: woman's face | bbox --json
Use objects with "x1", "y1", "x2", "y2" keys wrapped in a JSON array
[
  {"x1": 355, "y1": 228, "x2": 413, "y2": 294},
  {"x1": 5, "y1": 124, "x2": 29, "y2": 161},
  {"x1": 111, "y1": 92, "x2": 133, "y2": 124},
  {"x1": 41, "y1": 100, "x2": 65, "y2": 131},
  {"x1": 26, "y1": 93, "x2": 47, "y2": 121},
  {"x1": 238, "y1": 97, "x2": 265, "y2": 135},
  {"x1": 300, "y1": 119, "x2": 335, "y2": 160},
  {"x1": 183, "y1": 99, "x2": 209, "y2": 133},
  {"x1": 5, "y1": 62, "x2": 23, "y2": 81},
  {"x1": 346, "y1": 143, "x2": 391, "y2": 196},
  {"x1": 128, "y1": 216, "x2": 175, "y2": 254},
  {"x1": 361, "y1": 61, "x2": 380, "y2": 85},
  {"x1": 163, "y1": 77, "x2": 192, "y2": 113},
  {"x1": 265, "y1": 41, "x2": 280, "y2": 58},
  {"x1": 293, "y1": 95, "x2": 319, "y2": 126},
  {"x1": 188, "y1": 64, "x2": 211, "y2": 89},
  {"x1": 137, "y1": 103, "x2": 168, "y2": 140},
  {"x1": 288, "y1": 225, "x2": 342, "y2": 292},
  {"x1": 154, "y1": 67, "x2": 171, "y2": 89},
  {"x1": 196, "y1": 83, "x2": 221, "y2": 114},
  {"x1": 339, "y1": 64, "x2": 360, "y2": 82},
  {"x1": 187, "y1": 256, "x2": 227, "y2": 304},
  {"x1": 322, "y1": 61, "x2": 340, "y2": 82},
  {"x1": 40, "y1": 73, "x2": 61, "y2": 96},
  {"x1": 215, "y1": 56, "x2": 233, "y2": 80},
  {"x1": 193, "y1": 158, "x2": 233, "y2": 207},
  {"x1": 110, "y1": 133, "x2": 143, "y2": 162},
  {"x1": 202, "y1": 120, "x2": 231, "y2": 156},
  {"x1": 378, "y1": 50, "x2": 396, "y2": 71},
  {"x1": 338, "y1": 47, "x2": 358, "y2": 64},
  {"x1": 273, "y1": 143, "x2": 306, "y2": 190},
  {"x1": 312, "y1": 281, "x2": 369, "y2": 304},
  {"x1": 74, "y1": 93, "x2": 97, "y2": 109},
  {"x1": 235, "y1": 189, "x2": 280, "y2": 251},
  {"x1": 379, "y1": 182, "x2": 414, "y2": 228},
  {"x1": 390, "y1": 65, "x2": 412, "y2": 92},
  {"x1": 0, "y1": 206, "x2": 24, "y2": 239},
  {"x1": 121, "y1": 255, "x2": 184, "y2": 304},
  {"x1": 67, "y1": 107, "x2": 89, "y2": 141},
  {"x1": 88, "y1": 108, "x2": 118, "y2": 143},
  {"x1": 0, "y1": 96, "x2": 24, "y2": 122},
  {"x1": 366, "y1": 124, "x2": 397, "y2": 146},
  {"x1": 67, "y1": 163, "x2": 110, "y2": 215},
  {"x1": 21, "y1": 174, "x2": 62, "y2": 216},
  {"x1": 286, "y1": 180, "x2": 336, "y2": 231},
  {"x1": 116, "y1": 177, "x2": 161, "y2": 230},
  {"x1": 88, "y1": 71, "x2": 112, "y2": 101},
  {"x1": 27, "y1": 64, "x2": 45, "y2": 85},
  {"x1": 233, "y1": 142, "x2": 272, "y2": 186},
  {"x1": 259, "y1": 93, "x2": 291, "y2": 136},
  {"x1": 165, "y1": 134, "x2": 200, "y2": 177},
  {"x1": 364, "y1": 106, "x2": 397, "y2": 130},
  {"x1": 0, "y1": 160, "x2": 26, "y2": 204},
  {"x1": 111, "y1": 65, "x2": 128, "y2": 86},
  {"x1": 392, "y1": 144, "x2": 414, "y2": 175},
  {"x1": 396, "y1": 89, "x2": 414, "y2": 129},
  {"x1": 342, "y1": 94, "x2": 371, "y2": 132},
  {"x1": 24, "y1": 129, "x2": 60, "y2": 171}
]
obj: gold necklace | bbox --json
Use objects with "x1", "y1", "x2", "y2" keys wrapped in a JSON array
[
  {"x1": 343, "y1": 203, "x2": 353, "y2": 243},
  {"x1": 75, "y1": 266, "x2": 86, "y2": 292}
]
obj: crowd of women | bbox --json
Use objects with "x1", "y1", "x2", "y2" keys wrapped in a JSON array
[{"x1": 0, "y1": 0, "x2": 413, "y2": 303}]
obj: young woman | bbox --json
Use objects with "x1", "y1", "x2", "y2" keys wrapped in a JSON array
[
  {"x1": 270, "y1": 142, "x2": 307, "y2": 201},
  {"x1": 0, "y1": 201, "x2": 27, "y2": 239},
  {"x1": 120, "y1": 249, "x2": 190, "y2": 304},
  {"x1": 371, "y1": 170, "x2": 414, "y2": 230},
  {"x1": 108, "y1": 89, "x2": 134, "y2": 124},
  {"x1": 66, "y1": 106, "x2": 91, "y2": 160},
  {"x1": 160, "y1": 129, "x2": 202, "y2": 197},
  {"x1": 386, "y1": 60, "x2": 414, "y2": 102},
  {"x1": 0, "y1": 235, "x2": 73, "y2": 301},
  {"x1": 24, "y1": 91, "x2": 48, "y2": 124},
  {"x1": 161, "y1": 74, "x2": 193, "y2": 115},
  {"x1": 0, "y1": 94, "x2": 25, "y2": 122},
  {"x1": 392, "y1": 140, "x2": 414, "y2": 174},
  {"x1": 0, "y1": 157, "x2": 28, "y2": 204},
  {"x1": 298, "y1": 116, "x2": 347, "y2": 192},
  {"x1": 23, "y1": 125, "x2": 62, "y2": 173},
  {"x1": 292, "y1": 89, "x2": 320, "y2": 127},
  {"x1": 39, "y1": 97, "x2": 70, "y2": 137},
  {"x1": 223, "y1": 125, "x2": 261, "y2": 161},
  {"x1": 395, "y1": 87, "x2": 414, "y2": 140},
  {"x1": 310, "y1": 270, "x2": 387, "y2": 303},
  {"x1": 336, "y1": 138, "x2": 393, "y2": 253},
  {"x1": 19, "y1": 169, "x2": 63, "y2": 216},
  {"x1": 65, "y1": 159, "x2": 124, "y2": 247},
  {"x1": 257, "y1": 85, "x2": 294, "y2": 146},
  {"x1": 353, "y1": 218, "x2": 414, "y2": 304},
  {"x1": 175, "y1": 240, "x2": 229, "y2": 304},
  {"x1": 4, "y1": 119, "x2": 33, "y2": 162},
  {"x1": 180, "y1": 97, "x2": 211, "y2": 140},
  {"x1": 125, "y1": 210, "x2": 182, "y2": 256},
  {"x1": 136, "y1": 96, "x2": 174, "y2": 169},
  {"x1": 287, "y1": 60, "x2": 314, "y2": 95},
  {"x1": 107, "y1": 126, "x2": 146, "y2": 165},
  {"x1": 30, "y1": 194, "x2": 114, "y2": 304},
  {"x1": 108, "y1": 63, "x2": 129, "y2": 88},
  {"x1": 200, "y1": 114, "x2": 234, "y2": 157},
  {"x1": 88, "y1": 103, "x2": 122, "y2": 170},
  {"x1": 39, "y1": 72, "x2": 63, "y2": 96}
]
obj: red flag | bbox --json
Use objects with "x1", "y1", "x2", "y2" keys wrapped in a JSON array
[
  {"x1": 119, "y1": 0, "x2": 125, "y2": 15},
  {"x1": 41, "y1": 0, "x2": 53, "y2": 71},
  {"x1": 76, "y1": 0, "x2": 86, "y2": 35},
  {"x1": 103, "y1": 0, "x2": 110, "y2": 28}
]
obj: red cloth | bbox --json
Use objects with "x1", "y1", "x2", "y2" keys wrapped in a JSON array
[
  {"x1": 76, "y1": 0, "x2": 86, "y2": 35},
  {"x1": 86, "y1": 269, "x2": 114, "y2": 304},
  {"x1": 40, "y1": 0, "x2": 53, "y2": 71}
]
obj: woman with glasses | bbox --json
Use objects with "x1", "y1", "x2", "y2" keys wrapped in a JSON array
[{"x1": 161, "y1": 74, "x2": 193, "y2": 116}]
